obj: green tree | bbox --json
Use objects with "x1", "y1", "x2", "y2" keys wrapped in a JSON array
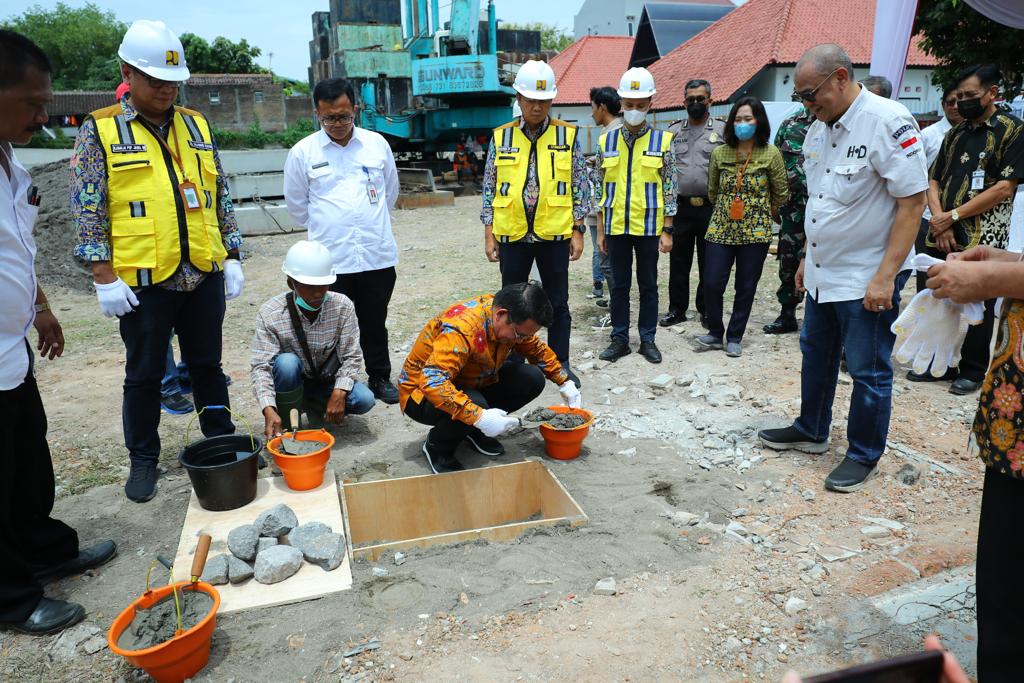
[
  {"x1": 1, "y1": 2, "x2": 126, "y2": 89},
  {"x1": 914, "y1": 0, "x2": 1024, "y2": 94},
  {"x1": 501, "y1": 21, "x2": 573, "y2": 53},
  {"x1": 179, "y1": 33, "x2": 266, "y2": 74}
]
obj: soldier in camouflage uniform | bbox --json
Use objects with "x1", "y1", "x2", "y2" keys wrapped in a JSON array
[{"x1": 764, "y1": 106, "x2": 815, "y2": 334}]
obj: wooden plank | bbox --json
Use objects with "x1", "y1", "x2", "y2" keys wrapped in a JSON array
[
  {"x1": 539, "y1": 467, "x2": 588, "y2": 522},
  {"x1": 173, "y1": 468, "x2": 352, "y2": 614}
]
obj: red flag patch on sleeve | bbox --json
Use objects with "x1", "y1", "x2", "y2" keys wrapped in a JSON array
[{"x1": 900, "y1": 136, "x2": 918, "y2": 149}]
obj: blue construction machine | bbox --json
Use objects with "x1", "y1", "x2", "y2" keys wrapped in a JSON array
[{"x1": 309, "y1": 0, "x2": 521, "y2": 153}]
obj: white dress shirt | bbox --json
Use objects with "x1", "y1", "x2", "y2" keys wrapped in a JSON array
[
  {"x1": 921, "y1": 116, "x2": 952, "y2": 221},
  {"x1": 0, "y1": 144, "x2": 38, "y2": 390},
  {"x1": 802, "y1": 87, "x2": 929, "y2": 303},
  {"x1": 283, "y1": 127, "x2": 400, "y2": 275}
]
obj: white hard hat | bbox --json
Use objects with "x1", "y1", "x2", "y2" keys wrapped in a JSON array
[
  {"x1": 282, "y1": 240, "x2": 336, "y2": 285},
  {"x1": 617, "y1": 67, "x2": 656, "y2": 98},
  {"x1": 118, "y1": 20, "x2": 190, "y2": 82},
  {"x1": 513, "y1": 60, "x2": 557, "y2": 100}
]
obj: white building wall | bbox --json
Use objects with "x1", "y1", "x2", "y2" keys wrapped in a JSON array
[{"x1": 573, "y1": 0, "x2": 649, "y2": 39}]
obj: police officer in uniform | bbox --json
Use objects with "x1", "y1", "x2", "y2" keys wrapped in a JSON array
[
  {"x1": 662, "y1": 78, "x2": 725, "y2": 328},
  {"x1": 71, "y1": 20, "x2": 242, "y2": 503},
  {"x1": 764, "y1": 105, "x2": 815, "y2": 334},
  {"x1": 480, "y1": 60, "x2": 587, "y2": 386}
]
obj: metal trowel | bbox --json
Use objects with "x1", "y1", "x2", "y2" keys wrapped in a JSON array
[{"x1": 280, "y1": 409, "x2": 303, "y2": 454}]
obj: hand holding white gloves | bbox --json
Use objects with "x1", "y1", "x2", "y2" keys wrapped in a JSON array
[
  {"x1": 558, "y1": 380, "x2": 582, "y2": 408},
  {"x1": 891, "y1": 288, "x2": 984, "y2": 376},
  {"x1": 224, "y1": 259, "x2": 244, "y2": 300},
  {"x1": 474, "y1": 408, "x2": 520, "y2": 438},
  {"x1": 95, "y1": 278, "x2": 139, "y2": 318}
]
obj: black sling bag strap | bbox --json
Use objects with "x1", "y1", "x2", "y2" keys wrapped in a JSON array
[{"x1": 285, "y1": 292, "x2": 328, "y2": 380}]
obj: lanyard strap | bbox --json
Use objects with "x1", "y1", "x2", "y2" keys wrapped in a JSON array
[
  {"x1": 134, "y1": 112, "x2": 190, "y2": 182},
  {"x1": 734, "y1": 149, "x2": 753, "y2": 197}
]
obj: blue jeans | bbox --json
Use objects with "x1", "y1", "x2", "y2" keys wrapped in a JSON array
[
  {"x1": 588, "y1": 225, "x2": 612, "y2": 286},
  {"x1": 272, "y1": 353, "x2": 375, "y2": 416},
  {"x1": 608, "y1": 234, "x2": 660, "y2": 343},
  {"x1": 703, "y1": 241, "x2": 770, "y2": 343},
  {"x1": 793, "y1": 271, "x2": 911, "y2": 465}
]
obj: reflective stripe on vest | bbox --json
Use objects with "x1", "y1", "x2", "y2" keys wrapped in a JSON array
[
  {"x1": 490, "y1": 120, "x2": 576, "y2": 242},
  {"x1": 599, "y1": 127, "x2": 673, "y2": 237},
  {"x1": 92, "y1": 106, "x2": 226, "y2": 286}
]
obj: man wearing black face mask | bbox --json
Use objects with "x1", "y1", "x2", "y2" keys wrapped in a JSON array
[
  {"x1": 663, "y1": 79, "x2": 725, "y2": 328},
  {"x1": 926, "y1": 63, "x2": 1024, "y2": 396}
]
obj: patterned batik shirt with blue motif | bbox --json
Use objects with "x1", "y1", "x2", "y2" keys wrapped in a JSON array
[
  {"x1": 593, "y1": 122, "x2": 678, "y2": 228},
  {"x1": 479, "y1": 117, "x2": 589, "y2": 241},
  {"x1": 70, "y1": 97, "x2": 243, "y2": 292}
]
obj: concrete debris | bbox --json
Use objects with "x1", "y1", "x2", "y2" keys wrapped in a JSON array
[
  {"x1": 801, "y1": 489, "x2": 816, "y2": 501},
  {"x1": 726, "y1": 521, "x2": 749, "y2": 537},
  {"x1": 372, "y1": 567, "x2": 390, "y2": 578},
  {"x1": 858, "y1": 516, "x2": 906, "y2": 532},
  {"x1": 394, "y1": 552, "x2": 407, "y2": 566},
  {"x1": 895, "y1": 463, "x2": 922, "y2": 486},
  {"x1": 817, "y1": 546, "x2": 859, "y2": 563},
  {"x1": 304, "y1": 532, "x2": 346, "y2": 571},
  {"x1": 860, "y1": 525, "x2": 891, "y2": 539},
  {"x1": 80, "y1": 634, "x2": 107, "y2": 655},
  {"x1": 49, "y1": 623, "x2": 102, "y2": 660},
  {"x1": 594, "y1": 577, "x2": 617, "y2": 596},
  {"x1": 255, "y1": 504, "x2": 299, "y2": 537},
  {"x1": 254, "y1": 545, "x2": 304, "y2": 584},
  {"x1": 731, "y1": 508, "x2": 748, "y2": 517},
  {"x1": 610, "y1": 387, "x2": 626, "y2": 395},
  {"x1": 664, "y1": 511, "x2": 700, "y2": 527},
  {"x1": 227, "y1": 524, "x2": 259, "y2": 562},
  {"x1": 227, "y1": 555, "x2": 254, "y2": 584},
  {"x1": 649, "y1": 374, "x2": 674, "y2": 389},
  {"x1": 617, "y1": 447, "x2": 637, "y2": 457},
  {"x1": 784, "y1": 596, "x2": 808, "y2": 615},
  {"x1": 724, "y1": 636, "x2": 743, "y2": 651},
  {"x1": 286, "y1": 521, "x2": 333, "y2": 557},
  {"x1": 200, "y1": 554, "x2": 230, "y2": 585}
]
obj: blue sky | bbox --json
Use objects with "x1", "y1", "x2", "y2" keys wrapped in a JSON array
[{"x1": 2, "y1": 0, "x2": 586, "y2": 81}]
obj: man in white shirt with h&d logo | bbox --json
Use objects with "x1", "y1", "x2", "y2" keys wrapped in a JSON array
[
  {"x1": 284, "y1": 78, "x2": 401, "y2": 405},
  {"x1": 758, "y1": 44, "x2": 928, "y2": 493}
]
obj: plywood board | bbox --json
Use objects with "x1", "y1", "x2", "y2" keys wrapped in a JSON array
[
  {"x1": 342, "y1": 461, "x2": 587, "y2": 561},
  {"x1": 173, "y1": 468, "x2": 352, "y2": 614}
]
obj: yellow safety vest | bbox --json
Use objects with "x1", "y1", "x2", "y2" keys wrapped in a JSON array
[
  {"x1": 599, "y1": 127, "x2": 673, "y2": 236},
  {"x1": 90, "y1": 104, "x2": 227, "y2": 287},
  {"x1": 490, "y1": 119, "x2": 576, "y2": 242}
]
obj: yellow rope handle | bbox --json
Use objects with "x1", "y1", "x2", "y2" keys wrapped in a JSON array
[{"x1": 183, "y1": 404, "x2": 257, "y2": 453}]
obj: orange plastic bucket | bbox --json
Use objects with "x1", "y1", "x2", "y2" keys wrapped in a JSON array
[
  {"x1": 266, "y1": 428, "x2": 335, "y2": 490},
  {"x1": 107, "y1": 581, "x2": 220, "y2": 683},
  {"x1": 537, "y1": 406, "x2": 594, "y2": 460}
]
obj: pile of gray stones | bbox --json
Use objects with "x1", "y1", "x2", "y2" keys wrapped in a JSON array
[{"x1": 200, "y1": 503, "x2": 346, "y2": 585}]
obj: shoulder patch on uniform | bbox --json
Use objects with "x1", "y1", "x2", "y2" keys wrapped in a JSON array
[{"x1": 891, "y1": 124, "x2": 914, "y2": 140}]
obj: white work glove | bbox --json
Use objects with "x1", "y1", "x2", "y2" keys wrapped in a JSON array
[
  {"x1": 474, "y1": 408, "x2": 519, "y2": 438},
  {"x1": 558, "y1": 380, "x2": 583, "y2": 408},
  {"x1": 224, "y1": 259, "x2": 244, "y2": 300},
  {"x1": 891, "y1": 288, "x2": 984, "y2": 377},
  {"x1": 95, "y1": 278, "x2": 139, "y2": 318}
]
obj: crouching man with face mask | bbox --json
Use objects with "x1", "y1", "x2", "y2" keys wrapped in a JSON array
[{"x1": 251, "y1": 240, "x2": 376, "y2": 438}]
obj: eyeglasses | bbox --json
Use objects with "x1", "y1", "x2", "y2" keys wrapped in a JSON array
[
  {"x1": 133, "y1": 68, "x2": 181, "y2": 90},
  {"x1": 319, "y1": 114, "x2": 355, "y2": 125},
  {"x1": 513, "y1": 327, "x2": 535, "y2": 342},
  {"x1": 685, "y1": 95, "x2": 707, "y2": 105},
  {"x1": 791, "y1": 68, "x2": 840, "y2": 103}
]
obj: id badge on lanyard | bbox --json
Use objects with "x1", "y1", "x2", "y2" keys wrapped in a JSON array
[
  {"x1": 179, "y1": 181, "x2": 202, "y2": 211},
  {"x1": 972, "y1": 152, "x2": 987, "y2": 191},
  {"x1": 363, "y1": 166, "x2": 380, "y2": 204}
]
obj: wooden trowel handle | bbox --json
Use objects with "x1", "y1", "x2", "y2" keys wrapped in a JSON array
[
  {"x1": 191, "y1": 533, "x2": 212, "y2": 582},
  {"x1": 290, "y1": 409, "x2": 300, "y2": 433}
]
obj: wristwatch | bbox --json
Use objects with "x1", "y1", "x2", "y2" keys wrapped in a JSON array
[
  {"x1": 950, "y1": 208, "x2": 960, "y2": 222},
  {"x1": 663, "y1": 226, "x2": 674, "y2": 235},
  {"x1": 34, "y1": 302, "x2": 50, "y2": 313},
  {"x1": 572, "y1": 223, "x2": 587, "y2": 234}
]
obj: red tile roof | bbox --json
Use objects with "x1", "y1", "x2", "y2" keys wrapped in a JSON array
[
  {"x1": 549, "y1": 36, "x2": 636, "y2": 106},
  {"x1": 650, "y1": 0, "x2": 937, "y2": 111}
]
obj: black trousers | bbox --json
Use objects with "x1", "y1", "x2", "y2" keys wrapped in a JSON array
[
  {"x1": 498, "y1": 239, "x2": 571, "y2": 361},
  {"x1": 914, "y1": 217, "x2": 930, "y2": 292},
  {"x1": 703, "y1": 242, "x2": 771, "y2": 343},
  {"x1": 668, "y1": 198, "x2": 713, "y2": 315},
  {"x1": 120, "y1": 272, "x2": 233, "y2": 465},
  {"x1": 0, "y1": 352, "x2": 79, "y2": 622},
  {"x1": 404, "y1": 364, "x2": 545, "y2": 450},
  {"x1": 977, "y1": 467, "x2": 1024, "y2": 682},
  {"x1": 330, "y1": 266, "x2": 397, "y2": 380},
  {"x1": 959, "y1": 298, "x2": 997, "y2": 382}
]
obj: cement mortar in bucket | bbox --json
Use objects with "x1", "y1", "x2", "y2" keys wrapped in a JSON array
[{"x1": 178, "y1": 405, "x2": 263, "y2": 511}]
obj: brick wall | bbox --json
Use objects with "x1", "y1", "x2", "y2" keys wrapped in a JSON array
[{"x1": 184, "y1": 81, "x2": 289, "y2": 132}]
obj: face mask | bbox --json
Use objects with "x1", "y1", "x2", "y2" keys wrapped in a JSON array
[
  {"x1": 293, "y1": 289, "x2": 322, "y2": 312},
  {"x1": 623, "y1": 109, "x2": 647, "y2": 126},
  {"x1": 734, "y1": 122, "x2": 756, "y2": 141},
  {"x1": 956, "y1": 97, "x2": 985, "y2": 120},
  {"x1": 686, "y1": 101, "x2": 707, "y2": 120}
]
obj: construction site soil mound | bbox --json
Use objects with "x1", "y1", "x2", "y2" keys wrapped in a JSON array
[{"x1": 28, "y1": 160, "x2": 93, "y2": 292}]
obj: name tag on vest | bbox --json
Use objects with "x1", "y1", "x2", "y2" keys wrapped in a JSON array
[
  {"x1": 497, "y1": 146, "x2": 520, "y2": 153},
  {"x1": 547, "y1": 144, "x2": 570, "y2": 152},
  {"x1": 109, "y1": 143, "x2": 147, "y2": 153},
  {"x1": 187, "y1": 140, "x2": 214, "y2": 151},
  {"x1": 311, "y1": 161, "x2": 330, "y2": 169},
  {"x1": 603, "y1": 150, "x2": 620, "y2": 157},
  {"x1": 642, "y1": 151, "x2": 664, "y2": 157}
]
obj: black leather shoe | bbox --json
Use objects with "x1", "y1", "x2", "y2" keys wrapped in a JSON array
[
  {"x1": 907, "y1": 368, "x2": 958, "y2": 382},
  {"x1": 465, "y1": 429, "x2": 505, "y2": 457},
  {"x1": 638, "y1": 341, "x2": 662, "y2": 364},
  {"x1": 1, "y1": 598, "x2": 85, "y2": 635},
  {"x1": 659, "y1": 310, "x2": 687, "y2": 327},
  {"x1": 763, "y1": 315, "x2": 798, "y2": 334},
  {"x1": 369, "y1": 377, "x2": 399, "y2": 404},
  {"x1": 35, "y1": 540, "x2": 117, "y2": 584},
  {"x1": 950, "y1": 377, "x2": 983, "y2": 395},
  {"x1": 125, "y1": 463, "x2": 158, "y2": 503},
  {"x1": 422, "y1": 439, "x2": 464, "y2": 474},
  {"x1": 824, "y1": 456, "x2": 879, "y2": 493},
  {"x1": 595, "y1": 298, "x2": 609, "y2": 308},
  {"x1": 599, "y1": 339, "x2": 631, "y2": 362}
]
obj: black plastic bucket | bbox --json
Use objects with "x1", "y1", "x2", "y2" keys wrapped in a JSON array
[{"x1": 179, "y1": 434, "x2": 264, "y2": 511}]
